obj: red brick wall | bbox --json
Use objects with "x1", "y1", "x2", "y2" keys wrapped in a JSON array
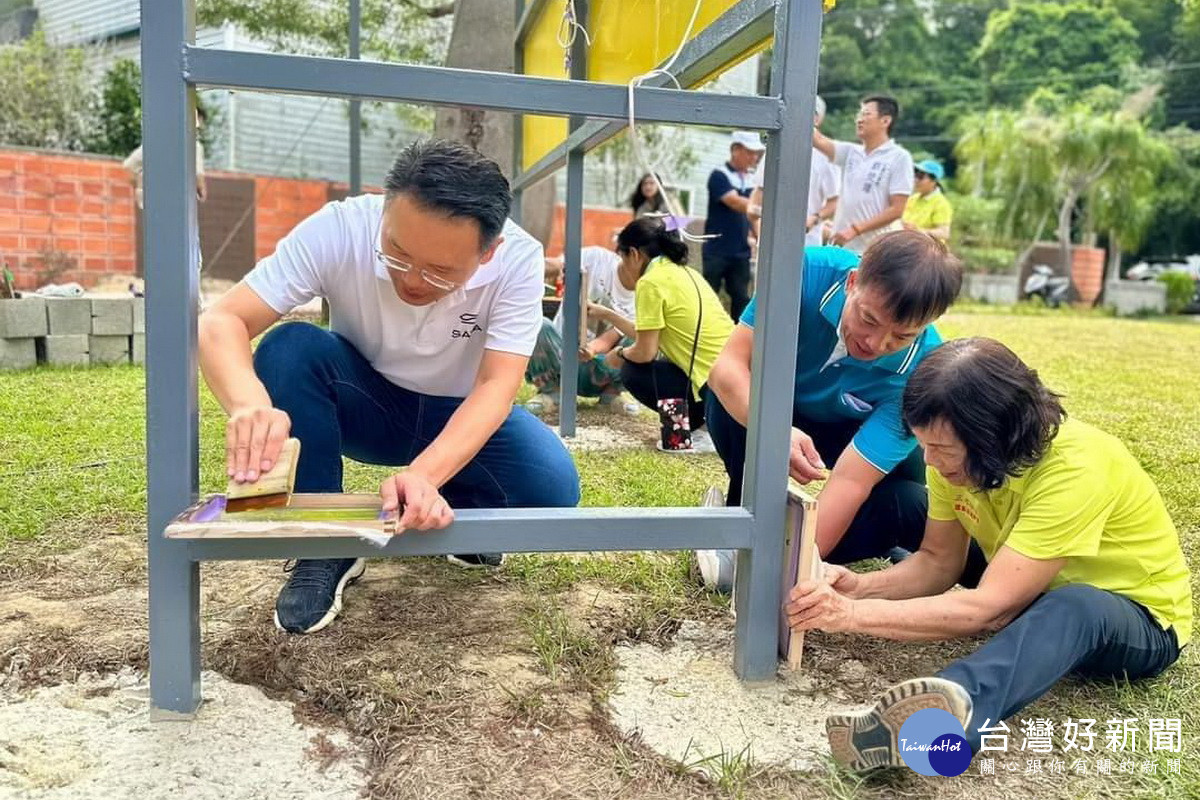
[
  {"x1": 545, "y1": 205, "x2": 633, "y2": 257},
  {"x1": 0, "y1": 146, "x2": 370, "y2": 291}
]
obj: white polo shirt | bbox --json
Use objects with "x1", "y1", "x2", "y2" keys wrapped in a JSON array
[
  {"x1": 551, "y1": 246, "x2": 635, "y2": 339},
  {"x1": 830, "y1": 139, "x2": 914, "y2": 254},
  {"x1": 754, "y1": 152, "x2": 840, "y2": 247},
  {"x1": 244, "y1": 193, "x2": 544, "y2": 398}
]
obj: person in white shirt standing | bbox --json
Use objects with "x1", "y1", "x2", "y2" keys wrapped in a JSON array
[
  {"x1": 198, "y1": 139, "x2": 580, "y2": 634},
  {"x1": 747, "y1": 95, "x2": 840, "y2": 248},
  {"x1": 813, "y1": 95, "x2": 914, "y2": 255}
]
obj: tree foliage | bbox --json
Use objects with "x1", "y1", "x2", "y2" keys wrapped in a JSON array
[
  {"x1": 87, "y1": 59, "x2": 142, "y2": 157},
  {"x1": 0, "y1": 28, "x2": 94, "y2": 151}
]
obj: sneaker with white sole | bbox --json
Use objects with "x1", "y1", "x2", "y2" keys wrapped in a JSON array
[
  {"x1": 447, "y1": 553, "x2": 505, "y2": 569},
  {"x1": 597, "y1": 392, "x2": 642, "y2": 416},
  {"x1": 274, "y1": 558, "x2": 366, "y2": 634},
  {"x1": 825, "y1": 677, "x2": 974, "y2": 771},
  {"x1": 696, "y1": 487, "x2": 736, "y2": 594},
  {"x1": 525, "y1": 394, "x2": 558, "y2": 415}
]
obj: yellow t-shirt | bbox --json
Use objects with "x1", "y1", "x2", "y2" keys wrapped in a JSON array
[
  {"x1": 634, "y1": 257, "x2": 734, "y2": 399},
  {"x1": 903, "y1": 189, "x2": 953, "y2": 238},
  {"x1": 928, "y1": 417, "x2": 1193, "y2": 646}
]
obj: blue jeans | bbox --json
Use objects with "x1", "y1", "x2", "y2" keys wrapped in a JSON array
[
  {"x1": 705, "y1": 392, "x2": 930, "y2": 564},
  {"x1": 253, "y1": 322, "x2": 580, "y2": 509},
  {"x1": 938, "y1": 584, "x2": 1181, "y2": 752}
]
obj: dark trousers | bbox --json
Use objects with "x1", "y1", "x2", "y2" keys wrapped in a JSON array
[
  {"x1": 701, "y1": 254, "x2": 751, "y2": 322},
  {"x1": 254, "y1": 322, "x2": 580, "y2": 509},
  {"x1": 620, "y1": 357, "x2": 708, "y2": 431},
  {"x1": 938, "y1": 584, "x2": 1181, "y2": 752},
  {"x1": 705, "y1": 392, "x2": 929, "y2": 564}
]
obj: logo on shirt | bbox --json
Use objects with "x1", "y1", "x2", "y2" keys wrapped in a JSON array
[
  {"x1": 451, "y1": 312, "x2": 483, "y2": 340},
  {"x1": 954, "y1": 499, "x2": 979, "y2": 525}
]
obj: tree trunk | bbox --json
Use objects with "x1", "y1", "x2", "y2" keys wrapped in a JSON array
[
  {"x1": 433, "y1": 0, "x2": 555, "y2": 245},
  {"x1": 1103, "y1": 227, "x2": 1122, "y2": 302},
  {"x1": 1057, "y1": 187, "x2": 1078, "y2": 293}
]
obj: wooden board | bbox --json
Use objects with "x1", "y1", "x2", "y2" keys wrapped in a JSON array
[
  {"x1": 165, "y1": 493, "x2": 397, "y2": 539},
  {"x1": 779, "y1": 480, "x2": 820, "y2": 668}
]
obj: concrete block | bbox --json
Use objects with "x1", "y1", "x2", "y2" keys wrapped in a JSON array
[
  {"x1": 91, "y1": 298, "x2": 134, "y2": 335},
  {"x1": 37, "y1": 334, "x2": 90, "y2": 367},
  {"x1": 131, "y1": 333, "x2": 145, "y2": 364},
  {"x1": 1105, "y1": 280, "x2": 1167, "y2": 316},
  {"x1": 89, "y1": 334, "x2": 131, "y2": 365},
  {"x1": 0, "y1": 297, "x2": 48, "y2": 338},
  {"x1": 132, "y1": 297, "x2": 145, "y2": 333},
  {"x1": 46, "y1": 298, "x2": 92, "y2": 335},
  {"x1": 0, "y1": 338, "x2": 37, "y2": 370},
  {"x1": 963, "y1": 273, "x2": 1020, "y2": 306}
]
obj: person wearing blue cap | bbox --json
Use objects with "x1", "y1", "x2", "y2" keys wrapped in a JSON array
[{"x1": 903, "y1": 159, "x2": 953, "y2": 243}]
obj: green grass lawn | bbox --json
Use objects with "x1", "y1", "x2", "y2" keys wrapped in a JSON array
[{"x1": 1, "y1": 309, "x2": 1198, "y2": 797}]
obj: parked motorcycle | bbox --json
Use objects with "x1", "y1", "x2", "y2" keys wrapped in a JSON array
[{"x1": 1023, "y1": 264, "x2": 1071, "y2": 307}]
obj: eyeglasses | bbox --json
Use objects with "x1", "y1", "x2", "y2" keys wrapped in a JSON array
[{"x1": 374, "y1": 249, "x2": 460, "y2": 292}]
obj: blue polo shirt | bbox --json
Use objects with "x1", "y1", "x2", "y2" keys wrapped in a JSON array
[{"x1": 740, "y1": 247, "x2": 943, "y2": 473}]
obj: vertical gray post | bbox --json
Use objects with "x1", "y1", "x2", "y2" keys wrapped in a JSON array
[
  {"x1": 348, "y1": 0, "x2": 362, "y2": 195},
  {"x1": 734, "y1": 0, "x2": 823, "y2": 680},
  {"x1": 511, "y1": 0, "x2": 526, "y2": 222},
  {"x1": 142, "y1": 0, "x2": 202, "y2": 714},
  {"x1": 558, "y1": 0, "x2": 589, "y2": 437}
]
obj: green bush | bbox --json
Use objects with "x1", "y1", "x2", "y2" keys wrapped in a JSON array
[
  {"x1": 1157, "y1": 271, "x2": 1197, "y2": 314},
  {"x1": 947, "y1": 192, "x2": 1004, "y2": 245},
  {"x1": 956, "y1": 244, "x2": 1018, "y2": 275}
]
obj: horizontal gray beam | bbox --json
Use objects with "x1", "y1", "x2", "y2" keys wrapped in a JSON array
[
  {"x1": 183, "y1": 46, "x2": 781, "y2": 130},
  {"x1": 514, "y1": 0, "x2": 550, "y2": 47},
  {"x1": 512, "y1": 0, "x2": 775, "y2": 190},
  {"x1": 185, "y1": 506, "x2": 754, "y2": 561}
]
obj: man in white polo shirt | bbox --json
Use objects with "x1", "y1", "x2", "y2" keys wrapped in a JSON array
[
  {"x1": 197, "y1": 139, "x2": 580, "y2": 634},
  {"x1": 813, "y1": 94, "x2": 913, "y2": 255}
]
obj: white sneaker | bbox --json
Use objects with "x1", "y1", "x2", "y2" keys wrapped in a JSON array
[
  {"x1": 696, "y1": 549, "x2": 736, "y2": 594},
  {"x1": 525, "y1": 394, "x2": 558, "y2": 415},
  {"x1": 597, "y1": 392, "x2": 641, "y2": 416},
  {"x1": 689, "y1": 429, "x2": 716, "y2": 453}
]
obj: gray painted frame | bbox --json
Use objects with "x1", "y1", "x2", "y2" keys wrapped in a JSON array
[{"x1": 142, "y1": 0, "x2": 821, "y2": 714}]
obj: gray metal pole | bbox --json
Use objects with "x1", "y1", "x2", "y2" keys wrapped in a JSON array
[
  {"x1": 511, "y1": 0, "x2": 526, "y2": 222},
  {"x1": 142, "y1": 0, "x2": 202, "y2": 714},
  {"x1": 558, "y1": 0, "x2": 589, "y2": 437},
  {"x1": 349, "y1": 0, "x2": 362, "y2": 195},
  {"x1": 734, "y1": 0, "x2": 823, "y2": 681}
]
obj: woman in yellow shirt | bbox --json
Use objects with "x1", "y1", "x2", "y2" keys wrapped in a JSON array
[
  {"x1": 902, "y1": 159, "x2": 953, "y2": 242},
  {"x1": 786, "y1": 337, "x2": 1190, "y2": 772},
  {"x1": 589, "y1": 217, "x2": 734, "y2": 446}
]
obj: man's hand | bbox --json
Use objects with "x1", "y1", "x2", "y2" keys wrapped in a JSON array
[
  {"x1": 785, "y1": 579, "x2": 857, "y2": 633},
  {"x1": 805, "y1": 214, "x2": 819, "y2": 231},
  {"x1": 579, "y1": 340, "x2": 599, "y2": 363},
  {"x1": 226, "y1": 406, "x2": 291, "y2": 483},
  {"x1": 789, "y1": 427, "x2": 828, "y2": 483},
  {"x1": 823, "y1": 563, "x2": 862, "y2": 597},
  {"x1": 380, "y1": 471, "x2": 454, "y2": 532},
  {"x1": 901, "y1": 220, "x2": 917, "y2": 232},
  {"x1": 830, "y1": 227, "x2": 858, "y2": 247},
  {"x1": 586, "y1": 302, "x2": 612, "y2": 324}
]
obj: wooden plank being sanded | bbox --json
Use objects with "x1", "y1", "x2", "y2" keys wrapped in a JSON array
[
  {"x1": 165, "y1": 493, "x2": 398, "y2": 539},
  {"x1": 779, "y1": 480, "x2": 821, "y2": 668}
]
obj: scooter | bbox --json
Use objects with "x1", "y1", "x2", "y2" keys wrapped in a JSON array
[{"x1": 1023, "y1": 264, "x2": 1071, "y2": 307}]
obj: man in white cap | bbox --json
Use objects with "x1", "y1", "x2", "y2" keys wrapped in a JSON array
[
  {"x1": 702, "y1": 130, "x2": 764, "y2": 321},
  {"x1": 748, "y1": 95, "x2": 839, "y2": 248}
]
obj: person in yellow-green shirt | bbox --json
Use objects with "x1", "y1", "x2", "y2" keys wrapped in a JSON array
[
  {"x1": 785, "y1": 337, "x2": 1191, "y2": 771},
  {"x1": 903, "y1": 159, "x2": 953, "y2": 242},
  {"x1": 589, "y1": 216, "x2": 734, "y2": 443}
]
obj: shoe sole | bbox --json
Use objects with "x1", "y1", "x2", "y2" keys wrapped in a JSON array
[
  {"x1": 825, "y1": 678, "x2": 973, "y2": 771},
  {"x1": 446, "y1": 554, "x2": 506, "y2": 569},
  {"x1": 273, "y1": 558, "x2": 366, "y2": 635}
]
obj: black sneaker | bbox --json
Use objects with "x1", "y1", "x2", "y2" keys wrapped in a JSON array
[
  {"x1": 825, "y1": 677, "x2": 973, "y2": 771},
  {"x1": 273, "y1": 558, "x2": 366, "y2": 634},
  {"x1": 446, "y1": 553, "x2": 505, "y2": 569}
]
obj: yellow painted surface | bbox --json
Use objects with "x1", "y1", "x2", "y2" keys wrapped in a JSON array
[{"x1": 519, "y1": 0, "x2": 836, "y2": 169}]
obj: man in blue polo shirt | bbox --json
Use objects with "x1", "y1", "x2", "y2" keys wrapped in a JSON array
[{"x1": 698, "y1": 231, "x2": 964, "y2": 590}]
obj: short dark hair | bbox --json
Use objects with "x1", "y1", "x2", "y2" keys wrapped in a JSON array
[
  {"x1": 902, "y1": 338, "x2": 1066, "y2": 490},
  {"x1": 856, "y1": 230, "x2": 962, "y2": 326},
  {"x1": 862, "y1": 94, "x2": 899, "y2": 135},
  {"x1": 384, "y1": 139, "x2": 511, "y2": 248},
  {"x1": 616, "y1": 216, "x2": 688, "y2": 266}
]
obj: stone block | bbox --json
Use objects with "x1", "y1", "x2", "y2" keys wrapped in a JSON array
[
  {"x1": 0, "y1": 338, "x2": 37, "y2": 370},
  {"x1": 132, "y1": 297, "x2": 145, "y2": 333},
  {"x1": 89, "y1": 334, "x2": 131, "y2": 365},
  {"x1": 131, "y1": 333, "x2": 145, "y2": 364},
  {"x1": 1105, "y1": 280, "x2": 1167, "y2": 316},
  {"x1": 963, "y1": 273, "x2": 1020, "y2": 306},
  {"x1": 0, "y1": 297, "x2": 48, "y2": 338},
  {"x1": 46, "y1": 298, "x2": 92, "y2": 335},
  {"x1": 91, "y1": 298, "x2": 134, "y2": 335},
  {"x1": 37, "y1": 334, "x2": 90, "y2": 367}
]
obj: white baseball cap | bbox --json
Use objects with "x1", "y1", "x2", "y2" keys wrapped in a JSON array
[{"x1": 730, "y1": 130, "x2": 766, "y2": 151}]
